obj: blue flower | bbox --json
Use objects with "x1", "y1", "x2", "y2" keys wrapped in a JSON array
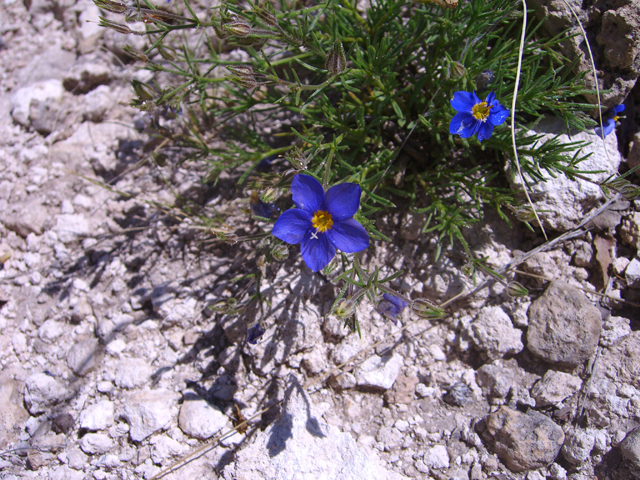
[
  {"x1": 271, "y1": 174, "x2": 369, "y2": 272},
  {"x1": 250, "y1": 191, "x2": 280, "y2": 218},
  {"x1": 247, "y1": 324, "x2": 265, "y2": 344},
  {"x1": 376, "y1": 293, "x2": 409, "y2": 324},
  {"x1": 596, "y1": 104, "x2": 625, "y2": 138},
  {"x1": 449, "y1": 91, "x2": 509, "y2": 141}
]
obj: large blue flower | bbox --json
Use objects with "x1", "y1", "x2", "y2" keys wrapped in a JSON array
[
  {"x1": 596, "y1": 104, "x2": 625, "y2": 138},
  {"x1": 449, "y1": 91, "x2": 509, "y2": 142},
  {"x1": 272, "y1": 175, "x2": 369, "y2": 272}
]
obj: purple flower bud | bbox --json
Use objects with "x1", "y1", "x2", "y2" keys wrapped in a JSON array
[{"x1": 376, "y1": 293, "x2": 409, "y2": 324}]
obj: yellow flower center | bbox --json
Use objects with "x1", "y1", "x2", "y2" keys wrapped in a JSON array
[
  {"x1": 311, "y1": 210, "x2": 333, "y2": 233},
  {"x1": 472, "y1": 101, "x2": 492, "y2": 122},
  {"x1": 613, "y1": 115, "x2": 619, "y2": 121}
]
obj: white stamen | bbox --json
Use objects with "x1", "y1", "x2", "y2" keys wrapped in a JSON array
[{"x1": 310, "y1": 230, "x2": 319, "y2": 240}]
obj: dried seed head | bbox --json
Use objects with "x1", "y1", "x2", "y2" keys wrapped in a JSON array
[
  {"x1": 99, "y1": 17, "x2": 131, "y2": 34},
  {"x1": 94, "y1": 0, "x2": 128, "y2": 14},
  {"x1": 411, "y1": 299, "x2": 446, "y2": 320},
  {"x1": 325, "y1": 40, "x2": 347, "y2": 75},
  {"x1": 506, "y1": 282, "x2": 529, "y2": 298},
  {"x1": 286, "y1": 147, "x2": 308, "y2": 170},
  {"x1": 224, "y1": 21, "x2": 252, "y2": 37},
  {"x1": 271, "y1": 244, "x2": 289, "y2": 261},
  {"x1": 254, "y1": 5, "x2": 277, "y2": 27},
  {"x1": 334, "y1": 300, "x2": 355, "y2": 319}
]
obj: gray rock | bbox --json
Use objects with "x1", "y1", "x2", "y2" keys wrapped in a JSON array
[
  {"x1": 354, "y1": 353, "x2": 403, "y2": 390},
  {"x1": 422, "y1": 445, "x2": 450, "y2": 469},
  {"x1": 599, "y1": 315, "x2": 631, "y2": 347},
  {"x1": 482, "y1": 406, "x2": 565, "y2": 472},
  {"x1": 114, "y1": 358, "x2": 152, "y2": 389},
  {"x1": 328, "y1": 372, "x2": 357, "y2": 391},
  {"x1": 3, "y1": 199, "x2": 49, "y2": 237},
  {"x1": 506, "y1": 116, "x2": 621, "y2": 231},
  {"x1": 477, "y1": 359, "x2": 522, "y2": 400},
  {"x1": 0, "y1": 376, "x2": 30, "y2": 449},
  {"x1": 24, "y1": 373, "x2": 68, "y2": 415},
  {"x1": 619, "y1": 426, "x2": 640, "y2": 469},
  {"x1": 562, "y1": 428, "x2": 595, "y2": 465},
  {"x1": 625, "y1": 258, "x2": 640, "y2": 287},
  {"x1": 121, "y1": 389, "x2": 176, "y2": 442},
  {"x1": 80, "y1": 433, "x2": 113, "y2": 455},
  {"x1": 10, "y1": 79, "x2": 64, "y2": 127},
  {"x1": 38, "y1": 320, "x2": 64, "y2": 343},
  {"x1": 467, "y1": 306, "x2": 523, "y2": 361},
  {"x1": 79, "y1": 401, "x2": 114, "y2": 431},
  {"x1": 178, "y1": 391, "x2": 228, "y2": 440},
  {"x1": 531, "y1": 370, "x2": 582, "y2": 407},
  {"x1": 67, "y1": 338, "x2": 102, "y2": 376},
  {"x1": 527, "y1": 281, "x2": 602, "y2": 367},
  {"x1": 621, "y1": 213, "x2": 640, "y2": 250},
  {"x1": 222, "y1": 377, "x2": 405, "y2": 480},
  {"x1": 82, "y1": 85, "x2": 113, "y2": 122}
]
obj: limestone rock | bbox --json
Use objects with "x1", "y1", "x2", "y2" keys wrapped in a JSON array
[
  {"x1": 11, "y1": 79, "x2": 64, "y2": 127},
  {"x1": 354, "y1": 353, "x2": 403, "y2": 390},
  {"x1": 0, "y1": 376, "x2": 29, "y2": 449},
  {"x1": 79, "y1": 401, "x2": 114, "y2": 431},
  {"x1": 2, "y1": 199, "x2": 49, "y2": 237},
  {"x1": 467, "y1": 306, "x2": 523, "y2": 361},
  {"x1": 531, "y1": 370, "x2": 582, "y2": 407},
  {"x1": 24, "y1": 373, "x2": 68, "y2": 415},
  {"x1": 121, "y1": 389, "x2": 177, "y2": 442},
  {"x1": 222, "y1": 377, "x2": 405, "y2": 480},
  {"x1": 114, "y1": 358, "x2": 152, "y2": 389},
  {"x1": 620, "y1": 426, "x2": 640, "y2": 469},
  {"x1": 482, "y1": 406, "x2": 565, "y2": 473},
  {"x1": 422, "y1": 445, "x2": 450, "y2": 469},
  {"x1": 599, "y1": 315, "x2": 631, "y2": 348},
  {"x1": 506, "y1": 116, "x2": 621, "y2": 231},
  {"x1": 178, "y1": 392, "x2": 228, "y2": 440},
  {"x1": 562, "y1": 428, "x2": 595, "y2": 465},
  {"x1": 67, "y1": 338, "x2": 102, "y2": 376},
  {"x1": 63, "y1": 58, "x2": 112, "y2": 94},
  {"x1": 597, "y1": 331, "x2": 640, "y2": 389},
  {"x1": 527, "y1": 281, "x2": 602, "y2": 367},
  {"x1": 80, "y1": 433, "x2": 113, "y2": 455}
]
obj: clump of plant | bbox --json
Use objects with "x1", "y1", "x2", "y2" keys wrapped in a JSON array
[{"x1": 95, "y1": 0, "x2": 621, "y2": 337}]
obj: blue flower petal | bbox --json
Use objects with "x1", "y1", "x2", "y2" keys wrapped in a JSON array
[
  {"x1": 450, "y1": 112, "x2": 479, "y2": 138},
  {"x1": 450, "y1": 91, "x2": 477, "y2": 113},
  {"x1": 301, "y1": 232, "x2": 336, "y2": 272},
  {"x1": 326, "y1": 218, "x2": 369, "y2": 253},
  {"x1": 272, "y1": 208, "x2": 312, "y2": 244},
  {"x1": 485, "y1": 91, "x2": 496, "y2": 105},
  {"x1": 596, "y1": 117, "x2": 617, "y2": 138},
  {"x1": 477, "y1": 122, "x2": 495, "y2": 142},
  {"x1": 291, "y1": 174, "x2": 325, "y2": 213},
  {"x1": 247, "y1": 324, "x2": 265, "y2": 344},
  {"x1": 614, "y1": 104, "x2": 625, "y2": 114},
  {"x1": 488, "y1": 104, "x2": 509, "y2": 126},
  {"x1": 325, "y1": 183, "x2": 361, "y2": 221}
]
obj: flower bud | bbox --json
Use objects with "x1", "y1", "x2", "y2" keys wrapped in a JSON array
[
  {"x1": 449, "y1": 61, "x2": 466, "y2": 79},
  {"x1": 227, "y1": 65, "x2": 258, "y2": 89},
  {"x1": 411, "y1": 299, "x2": 446, "y2": 320},
  {"x1": 506, "y1": 282, "x2": 529, "y2": 298},
  {"x1": 271, "y1": 244, "x2": 289, "y2": 261},
  {"x1": 215, "y1": 231, "x2": 239, "y2": 245},
  {"x1": 94, "y1": 0, "x2": 127, "y2": 14},
  {"x1": 225, "y1": 21, "x2": 252, "y2": 37},
  {"x1": 461, "y1": 262, "x2": 474, "y2": 277},
  {"x1": 325, "y1": 40, "x2": 347, "y2": 75},
  {"x1": 334, "y1": 300, "x2": 354, "y2": 319},
  {"x1": 121, "y1": 44, "x2": 149, "y2": 62},
  {"x1": 99, "y1": 17, "x2": 131, "y2": 34},
  {"x1": 131, "y1": 80, "x2": 156, "y2": 101}
]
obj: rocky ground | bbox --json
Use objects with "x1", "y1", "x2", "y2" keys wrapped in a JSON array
[{"x1": 1, "y1": 1, "x2": 640, "y2": 480}]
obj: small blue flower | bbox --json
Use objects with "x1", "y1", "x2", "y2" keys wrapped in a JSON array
[
  {"x1": 250, "y1": 191, "x2": 280, "y2": 218},
  {"x1": 377, "y1": 293, "x2": 409, "y2": 324},
  {"x1": 449, "y1": 91, "x2": 509, "y2": 141},
  {"x1": 247, "y1": 324, "x2": 265, "y2": 344},
  {"x1": 272, "y1": 174, "x2": 369, "y2": 272},
  {"x1": 596, "y1": 104, "x2": 625, "y2": 138}
]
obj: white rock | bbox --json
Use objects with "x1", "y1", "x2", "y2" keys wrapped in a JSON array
[
  {"x1": 222, "y1": 377, "x2": 405, "y2": 480},
  {"x1": 429, "y1": 344, "x2": 446, "y2": 361},
  {"x1": 24, "y1": 373, "x2": 68, "y2": 414},
  {"x1": 122, "y1": 390, "x2": 177, "y2": 442},
  {"x1": 415, "y1": 384, "x2": 435, "y2": 398},
  {"x1": 96, "y1": 453, "x2": 120, "y2": 469},
  {"x1": 506, "y1": 116, "x2": 622, "y2": 231},
  {"x1": 562, "y1": 428, "x2": 595, "y2": 465},
  {"x1": 625, "y1": 258, "x2": 640, "y2": 287},
  {"x1": 467, "y1": 306, "x2": 523, "y2": 360},
  {"x1": 114, "y1": 358, "x2": 152, "y2": 388},
  {"x1": 178, "y1": 392, "x2": 228, "y2": 440},
  {"x1": 38, "y1": 319, "x2": 64, "y2": 342},
  {"x1": 422, "y1": 445, "x2": 450, "y2": 469},
  {"x1": 354, "y1": 353, "x2": 404, "y2": 390},
  {"x1": 54, "y1": 214, "x2": 90, "y2": 243},
  {"x1": 600, "y1": 315, "x2": 631, "y2": 347},
  {"x1": 10, "y1": 79, "x2": 64, "y2": 126},
  {"x1": 48, "y1": 465, "x2": 85, "y2": 480},
  {"x1": 80, "y1": 401, "x2": 114, "y2": 431},
  {"x1": 80, "y1": 433, "x2": 113, "y2": 455},
  {"x1": 150, "y1": 435, "x2": 186, "y2": 463},
  {"x1": 531, "y1": 370, "x2": 582, "y2": 407}
]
